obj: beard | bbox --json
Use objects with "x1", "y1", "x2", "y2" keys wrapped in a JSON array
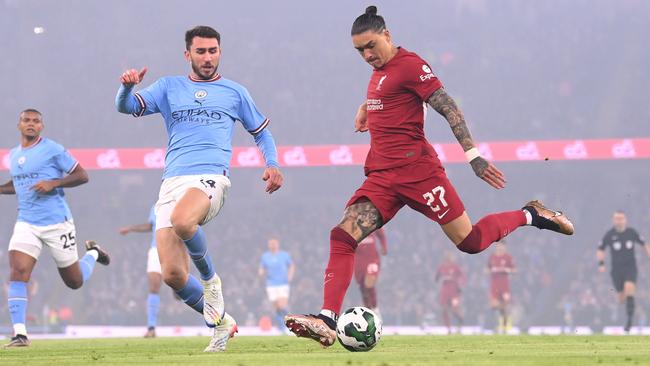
[{"x1": 191, "y1": 59, "x2": 219, "y2": 80}]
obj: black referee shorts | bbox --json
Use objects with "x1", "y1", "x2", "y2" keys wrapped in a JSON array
[{"x1": 610, "y1": 266, "x2": 638, "y2": 293}]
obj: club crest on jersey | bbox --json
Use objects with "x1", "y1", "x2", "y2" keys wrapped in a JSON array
[
  {"x1": 376, "y1": 75, "x2": 388, "y2": 91},
  {"x1": 420, "y1": 64, "x2": 435, "y2": 81},
  {"x1": 194, "y1": 90, "x2": 208, "y2": 99},
  {"x1": 17, "y1": 156, "x2": 26, "y2": 167}
]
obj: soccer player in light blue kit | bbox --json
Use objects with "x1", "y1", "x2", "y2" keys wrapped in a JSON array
[
  {"x1": 119, "y1": 205, "x2": 166, "y2": 338},
  {"x1": 0, "y1": 109, "x2": 110, "y2": 347},
  {"x1": 116, "y1": 26, "x2": 284, "y2": 352},
  {"x1": 258, "y1": 238, "x2": 295, "y2": 333}
]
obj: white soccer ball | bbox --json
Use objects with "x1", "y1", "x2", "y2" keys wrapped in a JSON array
[{"x1": 336, "y1": 307, "x2": 382, "y2": 352}]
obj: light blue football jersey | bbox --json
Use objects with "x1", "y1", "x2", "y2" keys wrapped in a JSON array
[
  {"x1": 260, "y1": 250, "x2": 293, "y2": 287},
  {"x1": 131, "y1": 75, "x2": 273, "y2": 179},
  {"x1": 148, "y1": 205, "x2": 156, "y2": 248},
  {"x1": 9, "y1": 137, "x2": 76, "y2": 226}
]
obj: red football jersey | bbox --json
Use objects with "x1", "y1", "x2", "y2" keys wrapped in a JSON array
[
  {"x1": 488, "y1": 253, "x2": 515, "y2": 281},
  {"x1": 364, "y1": 47, "x2": 443, "y2": 175},
  {"x1": 436, "y1": 262, "x2": 464, "y2": 287},
  {"x1": 355, "y1": 228, "x2": 387, "y2": 263}
]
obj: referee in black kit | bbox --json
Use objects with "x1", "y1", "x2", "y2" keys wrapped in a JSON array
[{"x1": 597, "y1": 210, "x2": 650, "y2": 332}]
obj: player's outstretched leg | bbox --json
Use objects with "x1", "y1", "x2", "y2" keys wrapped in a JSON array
[{"x1": 455, "y1": 201, "x2": 573, "y2": 254}]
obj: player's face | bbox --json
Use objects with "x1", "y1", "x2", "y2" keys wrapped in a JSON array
[
  {"x1": 613, "y1": 212, "x2": 627, "y2": 232},
  {"x1": 17, "y1": 111, "x2": 43, "y2": 139},
  {"x1": 268, "y1": 239, "x2": 279, "y2": 252},
  {"x1": 495, "y1": 244, "x2": 506, "y2": 255},
  {"x1": 185, "y1": 37, "x2": 221, "y2": 80},
  {"x1": 352, "y1": 29, "x2": 394, "y2": 69}
]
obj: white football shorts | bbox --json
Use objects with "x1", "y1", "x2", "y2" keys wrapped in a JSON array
[
  {"x1": 266, "y1": 284, "x2": 290, "y2": 302},
  {"x1": 146, "y1": 246, "x2": 162, "y2": 274},
  {"x1": 155, "y1": 174, "x2": 231, "y2": 230},
  {"x1": 8, "y1": 220, "x2": 79, "y2": 268}
]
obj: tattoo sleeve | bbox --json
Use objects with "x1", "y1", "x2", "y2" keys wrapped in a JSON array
[
  {"x1": 339, "y1": 201, "x2": 383, "y2": 241},
  {"x1": 427, "y1": 88, "x2": 475, "y2": 152}
]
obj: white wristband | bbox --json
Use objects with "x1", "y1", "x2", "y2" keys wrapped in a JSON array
[{"x1": 464, "y1": 147, "x2": 481, "y2": 162}]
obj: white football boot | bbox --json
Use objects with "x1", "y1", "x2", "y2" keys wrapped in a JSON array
[
  {"x1": 201, "y1": 274, "x2": 225, "y2": 327},
  {"x1": 204, "y1": 312, "x2": 238, "y2": 352}
]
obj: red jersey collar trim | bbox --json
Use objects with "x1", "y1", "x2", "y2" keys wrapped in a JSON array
[
  {"x1": 20, "y1": 136, "x2": 43, "y2": 150},
  {"x1": 188, "y1": 73, "x2": 222, "y2": 82}
]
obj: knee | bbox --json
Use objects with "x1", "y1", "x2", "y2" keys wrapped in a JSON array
[
  {"x1": 10, "y1": 266, "x2": 32, "y2": 282},
  {"x1": 170, "y1": 215, "x2": 196, "y2": 240},
  {"x1": 162, "y1": 265, "x2": 186, "y2": 290},
  {"x1": 64, "y1": 278, "x2": 83, "y2": 290}
]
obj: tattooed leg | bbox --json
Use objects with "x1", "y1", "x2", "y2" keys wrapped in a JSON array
[{"x1": 337, "y1": 200, "x2": 383, "y2": 242}]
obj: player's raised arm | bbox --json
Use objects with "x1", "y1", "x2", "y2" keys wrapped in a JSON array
[
  {"x1": 115, "y1": 67, "x2": 148, "y2": 114},
  {"x1": 0, "y1": 180, "x2": 15, "y2": 195},
  {"x1": 427, "y1": 88, "x2": 506, "y2": 189},
  {"x1": 31, "y1": 164, "x2": 89, "y2": 193}
]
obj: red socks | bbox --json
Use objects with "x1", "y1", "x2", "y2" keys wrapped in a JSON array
[
  {"x1": 322, "y1": 227, "x2": 358, "y2": 315},
  {"x1": 457, "y1": 211, "x2": 526, "y2": 254}
]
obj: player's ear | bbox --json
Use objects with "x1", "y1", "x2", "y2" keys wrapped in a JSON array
[
  {"x1": 383, "y1": 29, "x2": 391, "y2": 43},
  {"x1": 184, "y1": 49, "x2": 191, "y2": 62}
]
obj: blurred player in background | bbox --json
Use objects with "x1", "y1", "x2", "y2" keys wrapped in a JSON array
[
  {"x1": 1, "y1": 109, "x2": 110, "y2": 347},
  {"x1": 354, "y1": 228, "x2": 387, "y2": 316},
  {"x1": 597, "y1": 210, "x2": 649, "y2": 332},
  {"x1": 116, "y1": 25, "x2": 283, "y2": 352},
  {"x1": 119, "y1": 204, "x2": 165, "y2": 338},
  {"x1": 488, "y1": 241, "x2": 516, "y2": 333},
  {"x1": 435, "y1": 251, "x2": 465, "y2": 333},
  {"x1": 258, "y1": 238, "x2": 294, "y2": 333},
  {"x1": 285, "y1": 6, "x2": 574, "y2": 346}
]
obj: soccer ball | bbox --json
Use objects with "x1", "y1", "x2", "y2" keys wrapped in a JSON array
[{"x1": 336, "y1": 307, "x2": 382, "y2": 352}]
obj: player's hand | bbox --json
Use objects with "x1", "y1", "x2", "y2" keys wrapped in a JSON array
[
  {"x1": 31, "y1": 180, "x2": 58, "y2": 193},
  {"x1": 118, "y1": 227, "x2": 131, "y2": 235},
  {"x1": 598, "y1": 265, "x2": 606, "y2": 273},
  {"x1": 262, "y1": 167, "x2": 283, "y2": 194},
  {"x1": 354, "y1": 104, "x2": 368, "y2": 132},
  {"x1": 470, "y1": 157, "x2": 506, "y2": 189},
  {"x1": 120, "y1": 67, "x2": 148, "y2": 86}
]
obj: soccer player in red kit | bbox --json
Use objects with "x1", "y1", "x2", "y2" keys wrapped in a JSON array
[
  {"x1": 436, "y1": 251, "x2": 465, "y2": 333},
  {"x1": 354, "y1": 227, "x2": 387, "y2": 315},
  {"x1": 488, "y1": 242, "x2": 516, "y2": 333},
  {"x1": 285, "y1": 6, "x2": 574, "y2": 346}
]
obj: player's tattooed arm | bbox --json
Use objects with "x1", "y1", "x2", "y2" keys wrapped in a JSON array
[
  {"x1": 0, "y1": 180, "x2": 15, "y2": 194},
  {"x1": 427, "y1": 88, "x2": 506, "y2": 189},
  {"x1": 338, "y1": 201, "x2": 383, "y2": 242},
  {"x1": 427, "y1": 88, "x2": 475, "y2": 152}
]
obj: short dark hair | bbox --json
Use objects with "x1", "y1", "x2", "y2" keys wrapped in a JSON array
[
  {"x1": 351, "y1": 6, "x2": 387, "y2": 36},
  {"x1": 185, "y1": 26, "x2": 221, "y2": 50},
  {"x1": 20, "y1": 108, "x2": 42, "y2": 116}
]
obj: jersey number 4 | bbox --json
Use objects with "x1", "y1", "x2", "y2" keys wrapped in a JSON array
[{"x1": 423, "y1": 186, "x2": 449, "y2": 213}]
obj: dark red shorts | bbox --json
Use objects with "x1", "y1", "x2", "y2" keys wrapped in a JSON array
[
  {"x1": 347, "y1": 158, "x2": 465, "y2": 225},
  {"x1": 354, "y1": 259, "x2": 380, "y2": 284},
  {"x1": 439, "y1": 283, "x2": 461, "y2": 305},
  {"x1": 490, "y1": 278, "x2": 511, "y2": 301}
]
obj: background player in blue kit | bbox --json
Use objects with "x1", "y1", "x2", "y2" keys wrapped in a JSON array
[
  {"x1": 119, "y1": 205, "x2": 169, "y2": 338},
  {"x1": 259, "y1": 238, "x2": 295, "y2": 333},
  {"x1": 115, "y1": 26, "x2": 283, "y2": 352},
  {"x1": 0, "y1": 109, "x2": 110, "y2": 347}
]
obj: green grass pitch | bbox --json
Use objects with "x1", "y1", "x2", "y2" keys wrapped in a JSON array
[{"x1": 1, "y1": 335, "x2": 649, "y2": 365}]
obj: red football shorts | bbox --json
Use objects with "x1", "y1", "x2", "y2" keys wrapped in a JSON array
[
  {"x1": 439, "y1": 283, "x2": 461, "y2": 305},
  {"x1": 354, "y1": 260, "x2": 380, "y2": 284},
  {"x1": 347, "y1": 157, "x2": 465, "y2": 225},
  {"x1": 490, "y1": 277, "x2": 511, "y2": 302}
]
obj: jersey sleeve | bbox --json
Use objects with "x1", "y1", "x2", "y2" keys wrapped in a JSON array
[
  {"x1": 237, "y1": 87, "x2": 269, "y2": 135},
  {"x1": 133, "y1": 78, "x2": 167, "y2": 117},
  {"x1": 631, "y1": 229, "x2": 646, "y2": 245},
  {"x1": 598, "y1": 234, "x2": 609, "y2": 250},
  {"x1": 401, "y1": 56, "x2": 443, "y2": 102},
  {"x1": 54, "y1": 148, "x2": 79, "y2": 174}
]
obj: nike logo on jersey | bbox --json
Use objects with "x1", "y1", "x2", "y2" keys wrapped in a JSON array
[{"x1": 437, "y1": 209, "x2": 451, "y2": 220}]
